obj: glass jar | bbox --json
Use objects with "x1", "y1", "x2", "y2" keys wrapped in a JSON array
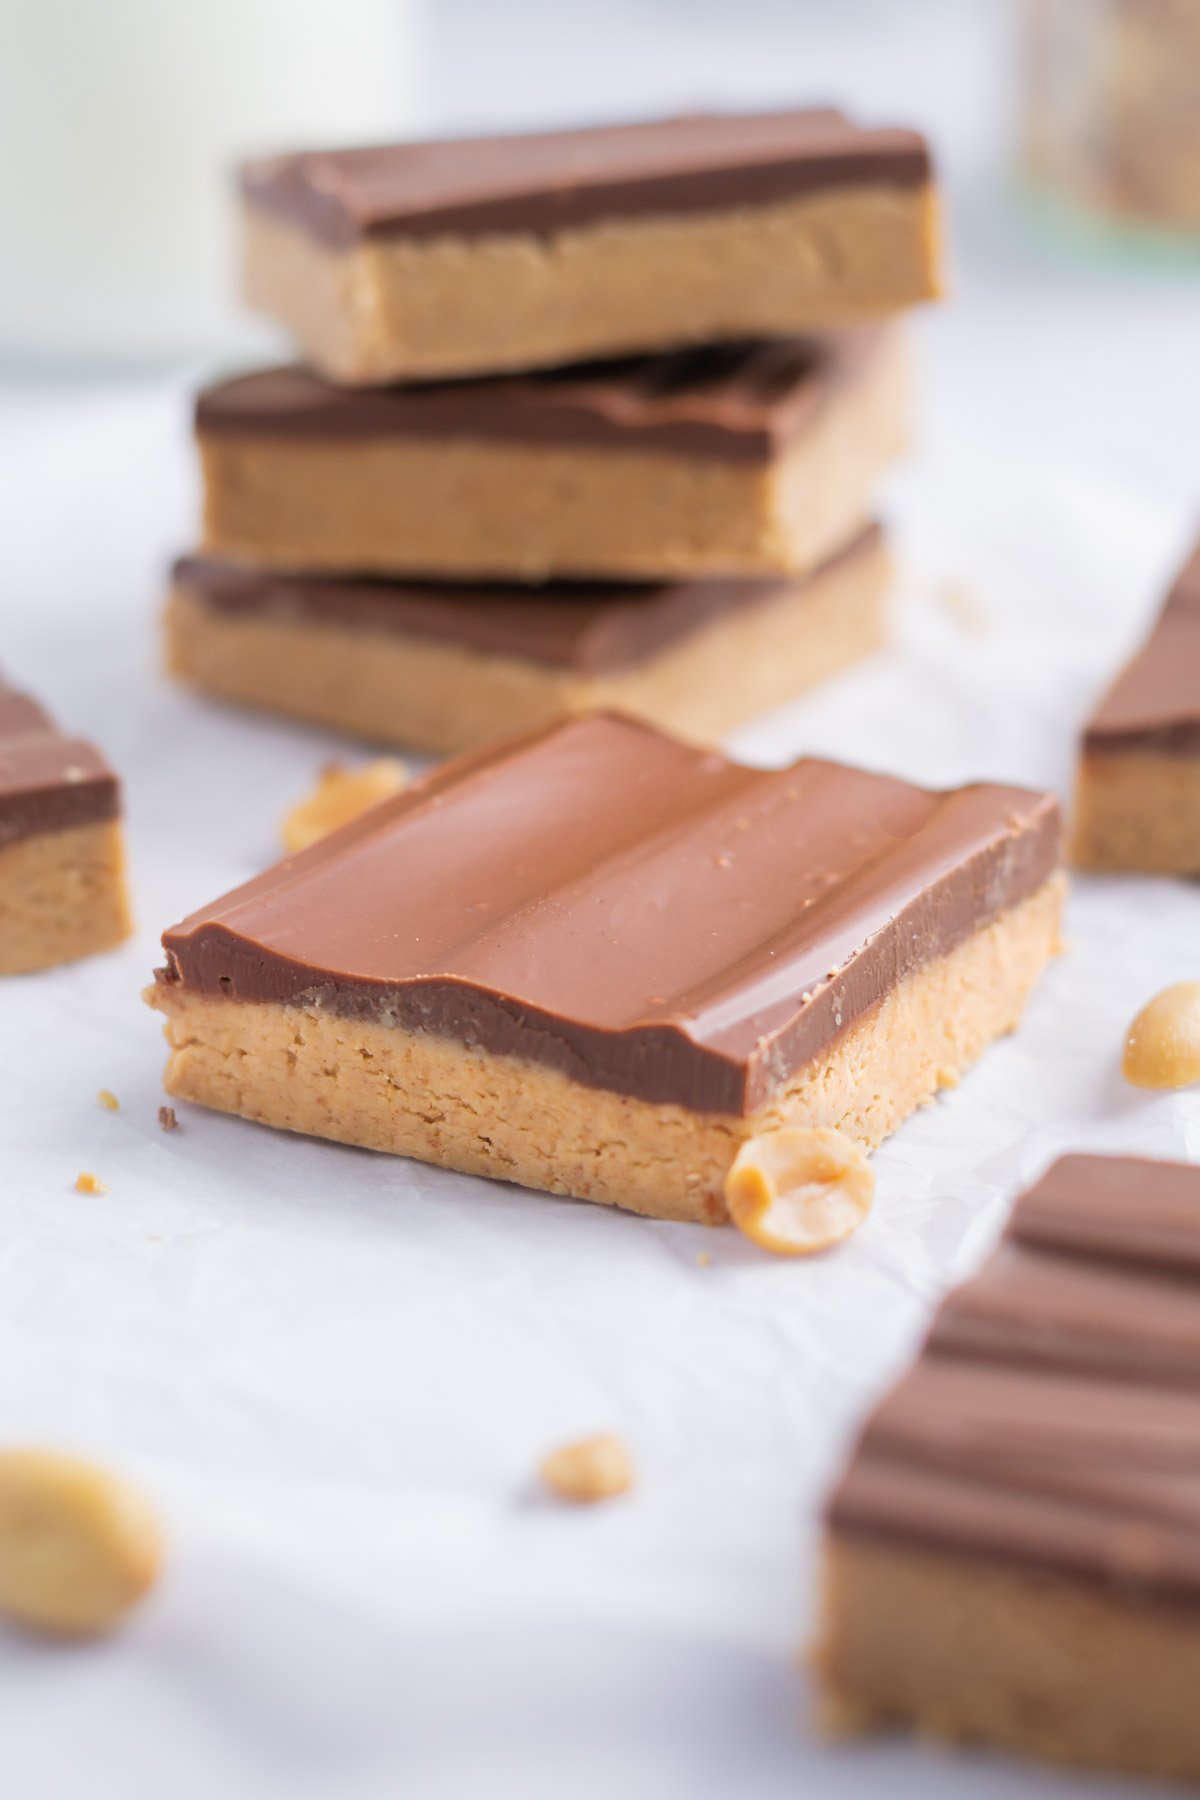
[{"x1": 1020, "y1": 0, "x2": 1200, "y2": 232}]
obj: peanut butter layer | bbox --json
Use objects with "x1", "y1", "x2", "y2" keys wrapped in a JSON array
[
  {"x1": 167, "y1": 526, "x2": 890, "y2": 754},
  {"x1": 238, "y1": 109, "x2": 941, "y2": 383},
  {"x1": 154, "y1": 712, "x2": 1061, "y2": 1116},
  {"x1": 818, "y1": 1154, "x2": 1200, "y2": 1781},
  {"x1": 0, "y1": 677, "x2": 119, "y2": 848},
  {"x1": 1073, "y1": 542, "x2": 1200, "y2": 871},
  {"x1": 197, "y1": 331, "x2": 909, "y2": 579}
]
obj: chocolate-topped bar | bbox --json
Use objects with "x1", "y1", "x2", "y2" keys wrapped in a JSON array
[
  {"x1": 147, "y1": 712, "x2": 1062, "y2": 1222},
  {"x1": 1074, "y1": 540, "x2": 1200, "y2": 872},
  {"x1": 817, "y1": 1153, "x2": 1200, "y2": 1782},
  {"x1": 197, "y1": 329, "x2": 908, "y2": 580},
  {"x1": 165, "y1": 524, "x2": 891, "y2": 754},
  {"x1": 239, "y1": 108, "x2": 943, "y2": 383},
  {"x1": 0, "y1": 676, "x2": 131, "y2": 974}
]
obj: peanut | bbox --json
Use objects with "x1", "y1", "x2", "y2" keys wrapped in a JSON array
[
  {"x1": 540, "y1": 1434, "x2": 633, "y2": 1505},
  {"x1": 724, "y1": 1126, "x2": 875, "y2": 1255},
  {"x1": 1123, "y1": 981, "x2": 1200, "y2": 1090},
  {"x1": 0, "y1": 1450, "x2": 164, "y2": 1637}
]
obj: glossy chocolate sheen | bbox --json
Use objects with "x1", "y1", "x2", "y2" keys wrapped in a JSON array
[
  {"x1": 828, "y1": 1154, "x2": 1200, "y2": 1601},
  {"x1": 172, "y1": 524, "x2": 882, "y2": 675},
  {"x1": 194, "y1": 329, "x2": 888, "y2": 463},
  {"x1": 0, "y1": 677, "x2": 119, "y2": 849},
  {"x1": 240, "y1": 108, "x2": 932, "y2": 249},
  {"x1": 156, "y1": 712, "x2": 1060, "y2": 1115},
  {"x1": 1084, "y1": 542, "x2": 1200, "y2": 754}
]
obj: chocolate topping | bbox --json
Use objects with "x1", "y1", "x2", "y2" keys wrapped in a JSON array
[
  {"x1": 172, "y1": 525, "x2": 882, "y2": 675},
  {"x1": 156, "y1": 712, "x2": 1060, "y2": 1115},
  {"x1": 240, "y1": 108, "x2": 932, "y2": 250},
  {"x1": 1084, "y1": 542, "x2": 1200, "y2": 754},
  {"x1": 0, "y1": 676, "x2": 119, "y2": 849},
  {"x1": 828, "y1": 1154, "x2": 1200, "y2": 1602},
  {"x1": 194, "y1": 329, "x2": 889, "y2": 463}
]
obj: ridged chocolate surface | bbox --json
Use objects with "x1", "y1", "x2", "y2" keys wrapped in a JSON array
[
  {"x1": 172, "y1": 524, "x2": 881, "y2": 674},
  {"x1": 1084, "y1": 542, "x2": 1200, "y2": 754},
  {"x1": 240, "y1": 108, "x2": 932, "y2": 249},
  {"x1": 828, "y1": 1154, "x2": 1200, "y2": 1600},
  {"x1": 157, "y1": 712, "x2": 1060, "y2": 1115},
  {"x1": 195, "y1": 329, "x2": 888, "y2": 463},
  {"x1": 0, "y1": 677, "x2": 119, "y2": 849}
]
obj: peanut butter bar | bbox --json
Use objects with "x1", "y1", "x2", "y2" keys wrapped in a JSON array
[
  {"x1": 197, "y1": 329, "x2": 908, "y2": 581},
  {"x1": 1073, "y1": 540, "x2": 1200, "y2": 873},
  {"x1": 165, "y1": 523, "x2": 890, "y2": 755},
  {"x1": 817, "y1": 1152, "x2": 1200, "y2": 1783},
  {"x1": 146, "y1": 712, "x2": 1062, "y2": 1223},
  {"x1": 0, "y1": 678, "x2": 132, "y2": 974},
  {"x1": 240, "y1": 108, "x2": 942, "y2": 384}
]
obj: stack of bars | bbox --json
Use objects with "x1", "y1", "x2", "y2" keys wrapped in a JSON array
[{"x1": 166, "y1": 108, "x2": 944, "y2": 754}]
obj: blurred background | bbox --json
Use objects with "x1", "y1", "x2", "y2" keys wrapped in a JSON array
[
  {"x1": 2, "y1": 0, "x2": 1198, "y2": 356},
  {"x1": 2, "y1": 0, "x2": 1197, "y2": 501}
]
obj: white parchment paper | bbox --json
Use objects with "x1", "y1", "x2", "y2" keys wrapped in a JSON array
[{"x1": 1, "y1": 284, "x2": 1197, "y2": 1800}]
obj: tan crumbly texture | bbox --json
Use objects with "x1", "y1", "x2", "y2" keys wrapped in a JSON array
[
  {"x1": 146, "y1": 876, "x2": 1063, "y2": 1224},
  {"x1": 243, "y1": 184, "x2": 943, "y2": 385},
  {"x1": 815, "y1": 1533, "x2": 1200, "y2": 1782},
  {"x1": 198, "y1": 333, "x2": 910, "y2": 582},
  {"x1": 0, "y1": 820, "x2": 132, "y2": 976},
  {"x1": 165, "y1": 532, "x2": 889, "y2": 755},
  {"x1": 1072, "y1": 751, "x2": 1200, "y2": 874}
]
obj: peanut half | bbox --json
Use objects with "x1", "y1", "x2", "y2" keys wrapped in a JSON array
[
  {"x1": 724, "y1": 1126, "x2": 875, "y2": 1256},
  {"x1": 281, "y1": 757, "x2": 408, "y2": 854},
  {"x1": 1123, "y1": 981, "x2": 1200, "y2": 1090},
  {"x1": 540, "y1": 1434, "x2": 634, "y2": 1505},
  {"x1": 0, "y1": 1449, "x2": 164, "y2": 1637}
]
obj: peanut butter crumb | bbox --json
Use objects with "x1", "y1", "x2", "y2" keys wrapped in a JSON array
[
  {"x1": 96, "y1": 1090, "x2": 119, "y2": 1113},
  {"x1": 74, "y1": 1172, "x2": 109, "y2": 1196},
  {"x1": 281, "y1": 757, "x2": 408, "y2": 854},
  {"x1": 540, "y1": 1433, "x2": 634, "y2": 1505}
]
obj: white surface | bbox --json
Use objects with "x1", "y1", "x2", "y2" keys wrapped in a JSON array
[{"x1": 3, "y1": 3, "x2": 1200, "y2": 1793}]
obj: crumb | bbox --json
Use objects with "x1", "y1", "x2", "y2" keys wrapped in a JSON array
[
  {"x1": 75, "y1": 1172, "x2": 109, "y2": 1195},
  {"x1": 97, "y1": 1089, "x2": 119, "y2": 1112},
  {"x1": 157, "y1": 1105, "x2": 178, "y2": 1132},
  {"x1": 540, "y1": 1433, "x2": 634, "y2": 1504},
  {"x1": 281, "y1": 757, "x2": 409, "y2": 854},
  {"x1": 696, "y1": 1251, "x2": 712, "y2": 1266},
  {"x1": 938, "y1": 578, "x2": 989, "y2": 636}
]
